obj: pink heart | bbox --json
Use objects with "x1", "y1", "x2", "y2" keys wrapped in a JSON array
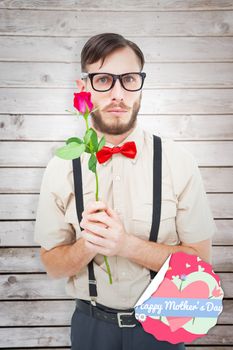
[{"x1": 152, "y1": 278, "x2": 209, "y2": 332}]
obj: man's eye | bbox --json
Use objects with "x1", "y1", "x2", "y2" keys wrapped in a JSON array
[
  {"x1": 123, "y1": 75, "x2": 134, "y2": 83},
  {"x1": 97, "y1": 76, "x2": 110, "y2": 84}
]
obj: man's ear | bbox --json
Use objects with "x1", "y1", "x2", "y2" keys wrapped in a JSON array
[{"x1": 75, "y1": 79, "x2": 86, "y2": 92}]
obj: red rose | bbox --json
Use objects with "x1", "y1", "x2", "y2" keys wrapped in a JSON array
[{"x1": 73, "y1": 92, "x2": 93, "y2": 114}]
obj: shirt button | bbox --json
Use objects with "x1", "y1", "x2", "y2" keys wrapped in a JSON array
[{"x1": 115, "y1": 175, "x2": 121, "y2": 181}]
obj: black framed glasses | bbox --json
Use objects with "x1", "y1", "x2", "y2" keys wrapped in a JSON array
[{"x1": 81, "y1": 72, "x2": 146, "y2": 92}]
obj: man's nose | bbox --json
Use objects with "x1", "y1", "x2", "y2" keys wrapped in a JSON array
[{"x1": 110, "y1": 78, "x2": 125, "y2": 100}]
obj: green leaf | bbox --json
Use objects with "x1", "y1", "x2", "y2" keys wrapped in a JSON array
[
  {"x1": 85, "y1": 144, "x2": 91, "y2": 153},
  {"x1": 88, "y1": 153, "x2": 97, "y2": 173},
  {"x1": 90, "y1": 128, "x2": 98, "y2": 152},
  {"x1": 66, "y1": 137, "x2": 83, "y2": 145},
  {"x1": 97, "y1": 135, "x2": 106, "y2": 151},
  {"x1": 84, "y1": 129, "x2": 93, "y2": 145},
  {"x1": 55, "y1": 142, "x2": 85, "y2": 160}
]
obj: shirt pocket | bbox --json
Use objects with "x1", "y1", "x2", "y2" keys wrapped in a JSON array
[
  {"x1": 64, "y1": 189, "x2": 96, "y2": 239},
  {"x1": 131, "y1": 204, "x2": 153, "y2": 240},
  {"x1": 160, "y1": 200, "x2": 177, "y2": 220},
  {"x1": 131, "y1": 200, "x2": 178, "y2": 244},
  {"x1": 158, "y1": 200, "x2": 178, "y2": 244}
]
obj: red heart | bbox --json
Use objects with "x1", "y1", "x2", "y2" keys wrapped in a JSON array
[{"x1": 152, "y1": 278, "x2": 209, "y2": 332}]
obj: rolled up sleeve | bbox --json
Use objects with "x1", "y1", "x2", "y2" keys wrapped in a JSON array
[{"x1": 34, "y1": 156, "x2": 76, "y2": 251}]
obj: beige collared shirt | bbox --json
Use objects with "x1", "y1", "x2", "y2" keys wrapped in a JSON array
[{"x1": 34, "y1": 124, "x2": 217, "y2": 309}]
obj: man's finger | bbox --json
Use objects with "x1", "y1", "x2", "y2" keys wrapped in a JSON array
[
  {"x1": 82, "y1": 221, "x2": 109, "y2": 236},
  {"x1": 82, "y1": 200, "x2": 107, "y2": 216},
  {"x1": 84, "y1": 232, "x2": 107, "y2": 247},
  {"x1": 105, "y1": 206, "x2": 120, "y2": 221},
  {"x1": 85, "y1": 211, "x2": 114, "y2": 228},
  {"x1": 80, "y1": 220, "x2": 107, "y2": 230}
]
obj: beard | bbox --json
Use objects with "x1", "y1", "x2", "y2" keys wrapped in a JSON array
[{"x1": 90, "y1": 93, "x2": 142, "y2": 135}]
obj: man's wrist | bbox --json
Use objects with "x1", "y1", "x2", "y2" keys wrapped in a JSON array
[
  {"x1": 120, "y1": 233, "x2": 141, "y2": 259},
  {"x1": 72, "y1": 238, "x2": 97, "y2": 261}
]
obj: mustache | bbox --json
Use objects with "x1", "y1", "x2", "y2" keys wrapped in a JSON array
[{"x1": 102, "y1": 103, "x2": 130, "y2": 112}]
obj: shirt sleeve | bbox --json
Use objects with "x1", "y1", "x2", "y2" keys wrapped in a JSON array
[
  {"x1": 34, "y1": 156, "x2": 76, "y2": 251},
  {"x1": 167, "y1": 141, "x2": 217, "y2": 244}
]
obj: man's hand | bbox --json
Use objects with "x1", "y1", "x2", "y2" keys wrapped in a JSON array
[
  {"x1": 80, "y1": 201, "x2": 129, "y2": 257},
  {"x1": 80, "y1": 201, "x2": 212, "y2": 273}
]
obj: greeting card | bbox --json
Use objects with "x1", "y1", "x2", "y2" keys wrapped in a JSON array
[{"x1": 134, "y1": 252, "x2": 223, "y2": 344}]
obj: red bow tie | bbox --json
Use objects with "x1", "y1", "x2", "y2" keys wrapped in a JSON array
[{"x1": 96, "y1": 141, "x2": 137, "y2": 164}]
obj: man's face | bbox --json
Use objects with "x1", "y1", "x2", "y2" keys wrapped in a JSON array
[{"x1": 83, "y1": 47, "x2": 143, "y2": 135}]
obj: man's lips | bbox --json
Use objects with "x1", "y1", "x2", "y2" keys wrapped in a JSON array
[{"x1": 107, "y1": 109, "x2": 128, "y2": 112}]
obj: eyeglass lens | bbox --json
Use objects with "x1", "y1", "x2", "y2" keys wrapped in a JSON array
[{"x1": 92, "y1": 73, "x2": 143, "y2": 91}]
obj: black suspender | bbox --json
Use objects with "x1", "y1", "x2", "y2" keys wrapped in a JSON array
[
  {"x1": 72, "y1": 134, "x2": 162, "y2": 299},
  {"x1": 72, "y1": 154, "x2": 97, "y2": 299},
  {"x1": 150, "y1": 135, "x2": 162, "y2": 279}
]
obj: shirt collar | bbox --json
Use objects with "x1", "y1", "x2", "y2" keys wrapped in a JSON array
[{"x1": 98, "y1": 123, "x2": 144, "y2": 166}]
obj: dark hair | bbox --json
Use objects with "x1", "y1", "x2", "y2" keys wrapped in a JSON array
[{"x1": 81, "y1": 33, "x2": 145, "y2": 72}]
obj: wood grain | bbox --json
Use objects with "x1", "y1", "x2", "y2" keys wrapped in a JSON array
[
  {"x1": 0, "y1": 299, "x2": 230, "y2": 326},
  {"x1": 0, "y1": 10, "x2": 232, "y2": 37},
  {"x1": 0, "y1": 193, "x2": 231, "y2": 219},
  {"x1": 0, "y1": 325, "x2": 232, "y2": 347},
  {"x1": 1, "y1": 114, "x2": 233, "y2": 141},
  {"x1": 0, "y1": 247, "x2": 232, "y2": 273},
  {"x1": 1, "y1": 88, "x2": 233, "y2": 115},
  {"x1": 0, "y1": 219, "x2": 232, "y2": 247},
  {"x1": 1, "y1": 62, "x2": 233, "y2": 88},
  {"x1": 1, "y1": 0, "x2": 233, "y2": 11},
  {"x1": 0, "y1": 141, "x2": 232, "y2": 167},
  {"x1": 1, "y1": 167, "x2": 232, "y2": 193},
  {"x1": 1, "y1": 36, "x2": 233, "y2": 62},
  {"x1": 0, "y1": 272, "x2": 231, "y2": 299},
  {"x1": 0, "y1": 3, "x2": 232, "y2": 348}
]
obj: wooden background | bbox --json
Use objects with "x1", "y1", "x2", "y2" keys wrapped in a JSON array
[{"x1": 0, "y1": 0, "x2": 233, "y2": 348}]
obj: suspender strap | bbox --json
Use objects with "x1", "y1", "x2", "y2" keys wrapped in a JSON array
[
  {"x1": 149, "y1": 135, "x2": 162, "y2": 280},
  {"x1": 72, "y1": 157, "x2": 97, "y2": 300},
  {"x1": 72, "y1": 134, "x2": 162, "y2": 297},
  {"x1": 72, "y1": 157, "x2": 84, "y2": 224}
]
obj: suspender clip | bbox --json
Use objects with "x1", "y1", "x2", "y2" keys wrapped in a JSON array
[
  {"x1": 90, "y1": 299, "x2": 96, "y2": 306},
  {"x1": 89, "y1": 279, "x2": 97, "y2": 285}
]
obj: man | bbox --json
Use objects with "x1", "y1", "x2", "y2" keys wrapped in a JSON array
[{"x1": 34, "y1": 33, "x2": 217, "y2": 350}]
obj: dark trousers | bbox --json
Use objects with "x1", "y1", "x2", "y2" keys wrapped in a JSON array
[{"x1": 70, "y1": 307, "x2": 186, "y2": 350}]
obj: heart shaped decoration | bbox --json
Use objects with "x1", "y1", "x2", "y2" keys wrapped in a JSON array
[{"x1": 134, "y1": 252, "x2": 224, "y2": 344}]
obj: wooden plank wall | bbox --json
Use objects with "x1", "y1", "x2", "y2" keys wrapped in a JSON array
[{"x1": 0, "y1": 0, "x2": 233, "y2": 348}]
